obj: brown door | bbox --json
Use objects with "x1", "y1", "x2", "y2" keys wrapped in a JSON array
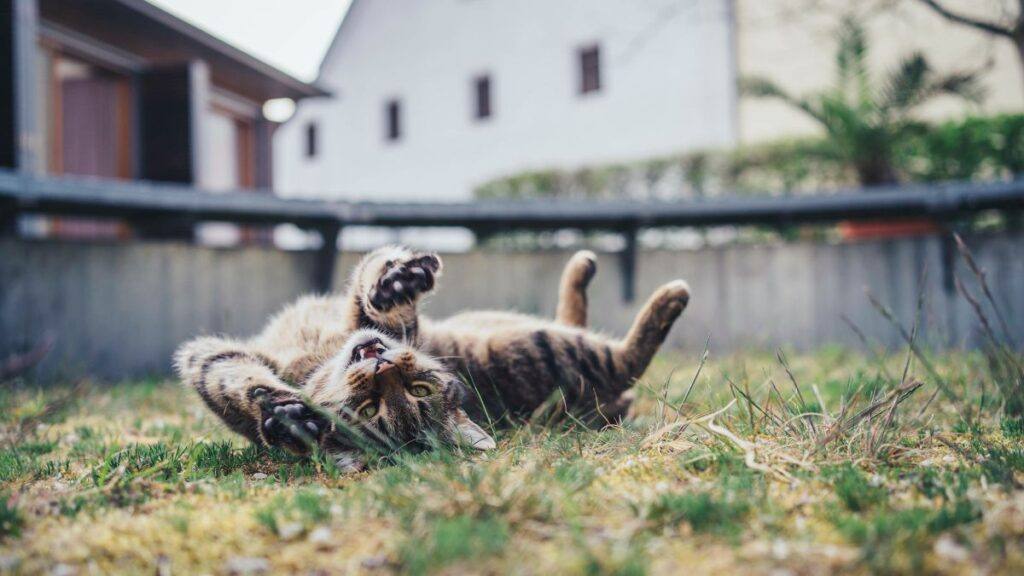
[{"x1": 60, "y1": 77, "x2": 130, "y2": 178}]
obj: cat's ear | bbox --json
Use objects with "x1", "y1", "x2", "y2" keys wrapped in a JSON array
[{"x1": 454, "y1": 410, "x2": 495, "y2": 450}]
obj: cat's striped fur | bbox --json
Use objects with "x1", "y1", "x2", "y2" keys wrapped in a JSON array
[
  {"x1": 175, "y1": 247, "x2": 689, "y2": 468},
  {"x1": 421, "y1": 252, "x2": 689, "y2": 423}
]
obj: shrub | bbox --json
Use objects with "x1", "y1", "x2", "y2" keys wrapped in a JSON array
[
  {"x1": 901, "y1": 115, "x2": 1024, "y2": 182},
  {"x1": 474, "y1": 115, "x2": 1023, "y2": 202}
]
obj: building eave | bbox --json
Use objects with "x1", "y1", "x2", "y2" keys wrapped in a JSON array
[{"x1": 41, "y1": 0, "x2": 330, "y2": 101}]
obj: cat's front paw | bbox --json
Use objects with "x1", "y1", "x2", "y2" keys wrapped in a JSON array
[
  {"x1": 368, "y1": 254, "x2": 441, "y2": 312},
  {"x1": 254, "y1": 389, "x2": 328, "y2": 453}
]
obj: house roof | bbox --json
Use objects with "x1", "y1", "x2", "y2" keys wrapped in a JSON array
[
  {"x1": 39, "y1": 0, "x2": 329, "y2": 101},
  {"x1": 315, "y1": 0, "x2": 361, "y2": 83}
]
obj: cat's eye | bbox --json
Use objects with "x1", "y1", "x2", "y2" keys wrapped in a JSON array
[
  {"x1": 358, "y1": 403, "x2": 378, "y2": 419},
  {"x1": 409, "y1": 383, "x2": 432, "y2": 397}
]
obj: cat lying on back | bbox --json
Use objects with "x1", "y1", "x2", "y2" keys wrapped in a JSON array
[{"x1": 175, "y1": 247, "x2": 690, "y2": 471}]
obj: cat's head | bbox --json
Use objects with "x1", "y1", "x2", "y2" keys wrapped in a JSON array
[{"x1": 307, "y1": 328, "x2": 494, "y2": 468}]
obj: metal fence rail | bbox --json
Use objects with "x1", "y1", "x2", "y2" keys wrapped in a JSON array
[
  {"x1": 2, "y1": 169, "x2": 1023, "y2": 298},
  {"x1": 3, "y1": 169, "x2": 1024, "y2": 230}
]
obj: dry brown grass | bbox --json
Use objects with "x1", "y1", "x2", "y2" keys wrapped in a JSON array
[{"x1": 1, "y1": 348, "x2": 1023, "y2": 575}]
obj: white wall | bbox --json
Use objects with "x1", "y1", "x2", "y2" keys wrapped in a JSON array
[
  {"x1": 200, "y1": 110, "x2": 240, "y2": 192},
  {"x1": 274, "y1": 0, "x2": 738, "y2": 202}
]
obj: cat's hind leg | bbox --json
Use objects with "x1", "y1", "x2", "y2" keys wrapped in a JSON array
[
  {"x1": 174, "y1": 337, "x2": 326, "y2": 453},
  {"x1": 555, "y1": 250, "x2": 598, "y2": 328},
  {"x1": 616, "y1": 280, "x2": 690, "y2": 380}
]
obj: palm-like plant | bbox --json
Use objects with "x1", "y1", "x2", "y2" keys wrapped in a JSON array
[{"x1": 741, "y1": 16, "x2": 986, "y2": 186}]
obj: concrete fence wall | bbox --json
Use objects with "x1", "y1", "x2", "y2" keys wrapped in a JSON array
[{"x1": 2, "y1": 233, "x2": 1022, "y2": 381}]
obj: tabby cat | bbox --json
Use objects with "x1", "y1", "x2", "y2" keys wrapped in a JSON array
[{"x1": 175, "y1": 247, "x2": 689, "y2": 471}]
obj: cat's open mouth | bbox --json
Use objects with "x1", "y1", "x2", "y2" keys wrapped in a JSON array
[
  {"x1": 350, "y1": 337, "x2": 399, "y2": 380},
  {"x1": 351, "y1": 338, "x2": 387, "y2": 363}
]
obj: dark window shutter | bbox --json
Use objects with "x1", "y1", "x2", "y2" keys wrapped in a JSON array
[
  {"x1": 386, "y1": 99, "x2": 401, "y2": 142},
  {"x1": 580, "y1": 46, "x2": 601, "y2": 94},
  {"x1": 474, "y1": 75, "x2": 491, "y2": 120},
  {"x1": 137, "y1": 63, "x2": 205, "y2": 183},
  {"x1": 305, "y1": 122, "x2": 318, "y2": 158}
]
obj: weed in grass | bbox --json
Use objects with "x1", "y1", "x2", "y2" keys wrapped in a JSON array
[
  {"x1": 67, "y1": 426, "x2": 107, "y2": 459},
  {"x1": 927, "y1": 499, "x2": 980, "y2": 533},
  {"x1": 366, "y1": 450, "x2": 565, "y2": 527},
  {"x1": 0, "y1": 446, "x2": 67, "y2": 483},
  {"x1": 0, "y1": 449, "x2": 31, "y2": 483},
  {"x1": 975, "y1": 442, "x2": 1024, "y2": 487},
  {"x1": 644, "y1": 491, "x2": 750, "y2": 539},
  {"x1": 0, "y1": 493, "x2": 23, "y2": 539},
  {"x1": 11, "y1": 440, "x2": 55, "y2": 457},
  {"x1": 57, "y1": 495, "x2": 89, "y2": 518},
  {"x1": 953, "y1": 235, "x2": 1024, "y2": 420},
  {"x1": 911, "y1": 468, "x2": 980, "y2": 501},
  {"x1": 1001, "y1": 417, "x2": 1024, "y2": 438},
  {"x1": 254, "y1": 495, "x2": 285, "y2": 534},
  {"x1": 576, "y1": 534, "x2": 649, "y2": 576},
  {"x1": 830, "y1": 499, "x2": 981, "y2": 575},
  {"x1": 167, "y1": 514, "x2": 190, "y2": 535},
  {"x1": 293, "y1": 489, "x2": 332, "y2": 524},
  {"x1": 399, "y1": 515, "x2": 509, "y2": 575},
  {"x1": 826, "y1": 464, "x2": 888, "y2": 512},
  {"x1": 185, "y1": 442, "x2": 268, "y2": 478},
  {"x1": 552, "y1": 459, "x2": 597, "y2": 490},
  {"x1": 1, "y1": 384, "x2": 83, "y2": 432},
  {"x1": 218, "y1": 471, "x2": 248, "y2": 499},
  {"x1": 90, "y1": 441, "x2": 295, "y2": 489},
  {"x1": 255, "y1": 489, "x2": 334, "y2": 536}
]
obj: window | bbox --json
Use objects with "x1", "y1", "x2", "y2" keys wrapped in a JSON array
[
  {"x1": 579, "y1": 45, "x2": 601, "y2": 94},
  {"x1": 205, "y1": 91, "x2": 260, "y2": 191},
  {"x1": 385, "y1": 99, "x2": 402, "y2": 142},
  {"x1": 473, "y1": 75, "x2": 492, "y2": 120},
  {"x1": 305, "y1": 122, "x2": 318, "y2": 158}
]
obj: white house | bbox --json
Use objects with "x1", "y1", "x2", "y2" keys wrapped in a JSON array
[
  {"x1": 274, "y1": 0, "x2": 739, "y2": 204},
  {"x1": 272, "y1": 0, "x2": 1023, "y2": 250}
]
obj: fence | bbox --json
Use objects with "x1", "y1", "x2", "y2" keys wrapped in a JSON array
[{"x1": 1, "y1": 170, "x2": 1023, "y2": 380}]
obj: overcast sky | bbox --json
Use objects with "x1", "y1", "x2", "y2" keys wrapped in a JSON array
[{"x1": 146, "y1": 0, "x2": 352, "y2": 82}]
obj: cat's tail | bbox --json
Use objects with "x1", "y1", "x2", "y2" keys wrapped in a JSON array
[{"x1": 617, "y1": 280, "x2": 690, "y2": 380}]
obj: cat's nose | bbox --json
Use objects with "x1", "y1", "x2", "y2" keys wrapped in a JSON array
[
  {"x1": 373, "y1": 360, "x2": 402, "y2": 388},
  {"x1": 375, "y1": 359, "x2": 396, "y2": 375}
]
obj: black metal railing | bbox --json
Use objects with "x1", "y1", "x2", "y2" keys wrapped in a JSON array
[{"x1": 2, "y1": 169, "x2": 1023, "y2": 298}]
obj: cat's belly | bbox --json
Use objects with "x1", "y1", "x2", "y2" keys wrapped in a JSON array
[{"x1": 423, "y1": 320, "x2": 627, "y2": 424}]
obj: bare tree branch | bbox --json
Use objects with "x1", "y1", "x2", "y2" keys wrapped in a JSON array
[{"x1": 913, "y1": 0, "x2": 1015, "y2": 37}]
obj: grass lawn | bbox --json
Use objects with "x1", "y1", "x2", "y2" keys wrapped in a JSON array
[{"x1": 2, "y1": 348, "x2": 1023, "y2": 575}]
